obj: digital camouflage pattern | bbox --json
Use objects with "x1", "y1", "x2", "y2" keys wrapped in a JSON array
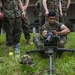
[
  {"x1": 3, "y1": 17, "x2": 22, "y2": 46},
  {"x1": 20, "y1": 54, "x2": 33, "y2": 65},
  {"x1": 38, "y1": 0, "x2": 59, "y2": 26},
  {"x1": 47, "y1": 0, "x2": 54, "y2": 10},
  {"x1": 22, "y1": 15, "x2": 30, "y2": 41},
  {"x1": 33, "y1": 21, "x2": 67, "y2": 49},
  {"x1": 35, "y1": 0, "x2": 45, "y2": 26},
  {"x1": 59, "y1": 0, "x2": 67, "y2": 23},
  {"x1": 33, "y1": 36, "x2": 44, "y2": 49},
  {"x1": 47, "y1": 0, "x2": 59, "y2": 21},
  {"x1": 41, "y1": 21, "x2": 62, "y2": 32},
  {"x1": 1, "y1": 0, "x2": 22, "y2": 46},
  {"x1": 61, "y1": 0, "x2": 67, "y2": 10},
  {"x1": 21, "y1": 0, "x2": 30, "y2": 41},
  {"x1": 2, "y1": 0, "x2": 21, "y2": 18},
  {"x1": 41, "y1": 21, "x2": 67, "y2": 47}
]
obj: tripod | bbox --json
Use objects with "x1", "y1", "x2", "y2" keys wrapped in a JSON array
[{"x1": 26, "y1": 46, "x2": 75, "y2": 75}]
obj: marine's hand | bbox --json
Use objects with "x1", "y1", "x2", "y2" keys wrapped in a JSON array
[
  {"x1": 52, "y1": 30, "x2": 58, "y2": 35},
  {"x1": 22, "y1": 12, "x2": 26, "y2": 18},
  {"x1": 45, "y1": 11, "x2": 49, "y2": 17},
  {"x1": 60, "y1": 12, "x2": 63, "y2": 17}
]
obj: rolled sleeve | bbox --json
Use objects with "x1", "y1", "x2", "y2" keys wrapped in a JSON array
[{"x1": 60, "y1": 24, "x2": 65, "y2": 29}]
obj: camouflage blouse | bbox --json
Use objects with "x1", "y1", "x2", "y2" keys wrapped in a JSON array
[
  {"x1": 1, "y1": 0, "x2": 21, "y2": 18},
  {"x1": 41, "y1": 21, "x2": 65, "y2": 32}
]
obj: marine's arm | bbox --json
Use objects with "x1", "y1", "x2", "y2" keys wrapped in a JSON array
[
  {"x1": 59, "y1": 1, "x2": 63, "y2": 17},
  {"x1": 42, "y1": 0, "x2": 49, "y2": 16},
  {"x1": 18, "y1": 0, "x2": 25, "y2": 18},
  {"x1": 53, "y1": 24, "x2": 70, "y2": 35},
  {"x1": 23, "y1": 0, "x2": 29, "y2": 11},
  {"x1": 18, "y1": 0, "x2": 24, "y2": 13},
  {"x1": 67, "y1": 0, "x2": 71, "y2": 9}
]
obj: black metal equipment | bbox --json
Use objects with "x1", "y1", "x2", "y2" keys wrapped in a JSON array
[
  {"x1": 26, "y1": 32, "x2": 75, "y2": 75},
  {"x1": 26, "y1": 46, "x2": 75, "y2": 75}
]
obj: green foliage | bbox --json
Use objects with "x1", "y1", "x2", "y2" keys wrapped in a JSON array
[{"x1": 0, "y1": 32, "x2": 75, "y2": 75}]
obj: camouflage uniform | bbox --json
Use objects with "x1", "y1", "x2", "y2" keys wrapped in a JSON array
[
  {"x1": 46, "y1": 0, "x2": 59, "y2": 21},
  {"x1": 1, "y1": 0, "x2": 22, "y2": 46},
  {"x1": 33, "y1": 21, "x2": 67, "y2": 49},
  {"x1": 59, "y1": 0, "x2": 67, "y2": 24},
  {"x1": 21, "y1": 0, "x2": 30, "y2": 42},
  {"x1": 38, "y1": 0, "x2": 45, "y2": 26},
  {"x1": 38, "y1": 0, "x2": 59, "y2": 26}
]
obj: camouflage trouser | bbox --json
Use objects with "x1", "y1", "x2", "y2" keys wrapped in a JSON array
[
  {"x1": 33, "y1": 36, "x2": 44, "y2": 49},
  {"x1": 39, "y1": 13, "x2": 45, "y2": 26},
  {"x1": 22, "y1": 15, "x2": 30, "y2": 40},
  {"x1": 33, "y1": 35, "x2": 67, "y2": 49},
  {"x1": 59, "y1": 10, "x2": 67, "y2": 24},
  {"x1": 3, "y1": 17, "x2": 22, "y2": 46},
  {"x1": 58, "y1": 36, "x2": 67, "y2": 48},
  {"x1": 55, "y1": 9, "x2": 59, "y2": 21}
]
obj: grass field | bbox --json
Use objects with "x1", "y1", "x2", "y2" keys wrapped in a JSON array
[{"x1": 0, "y1": 32, "x2": 75, "y2": 75}]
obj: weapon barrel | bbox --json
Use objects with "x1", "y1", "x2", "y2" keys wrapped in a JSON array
[{"x1": 45, "y1": 35, "x2": 51, "y2": 43}]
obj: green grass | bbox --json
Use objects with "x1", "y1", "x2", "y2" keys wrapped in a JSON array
[{"x1": 0, "y1": 32, "x2": 75, "y2": 75}]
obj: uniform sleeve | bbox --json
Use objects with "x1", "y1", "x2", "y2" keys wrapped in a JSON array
[
  {"x1": 40, "y1": 22, "x2": 48, "y2": 34},
  {"x1": 60, "y1": 23, "x2": 65, "y2": 29},
  {"x1": 42, "y1": 24, "x2": 48, "y2": 31}
]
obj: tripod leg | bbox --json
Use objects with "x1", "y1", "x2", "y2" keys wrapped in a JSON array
[{"x1": 49, "y1": 55, "x2": 53, "y2": 75}]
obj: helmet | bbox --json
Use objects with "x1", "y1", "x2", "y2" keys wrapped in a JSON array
[{"x1": 20, "y1": 54, "x2": 33, "y2": 65}]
